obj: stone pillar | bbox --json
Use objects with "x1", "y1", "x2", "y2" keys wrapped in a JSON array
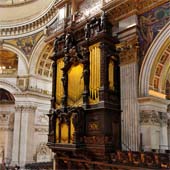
[
  {"x1": 12, "y1": 105, "x2": 36, "y2": 166},
  {"x1": 12, "y1": 107, "x2": 21, "y2": 165},
  {"x1": 159, "y1": 112, "x2": 168, "y2": 151},
  {"x1": 119, "y1": 36, "x2": 139, "y2": 151}
]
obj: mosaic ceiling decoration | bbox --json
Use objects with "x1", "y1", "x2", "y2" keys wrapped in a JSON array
[
  {"x1": 139, "y1": 1, "x2": 170, "y2": 58},
  {"x1": 5, "y1": 31, "x2": 43, "y2": 60}
]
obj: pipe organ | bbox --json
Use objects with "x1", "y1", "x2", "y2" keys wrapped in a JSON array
[{"x1": 47, "y1": 11, "x2": 121, "y2": 170}]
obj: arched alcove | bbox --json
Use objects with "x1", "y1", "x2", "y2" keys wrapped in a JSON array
[
  {"x1": 0, "y1": 50, "x2": 18, "y2": 75},
  {"x1": 0, "y1": 88, "x2": 15, "y2": 104},
  {"x1": 2, "y1": 43, "x2": 28, "y2": 75}
]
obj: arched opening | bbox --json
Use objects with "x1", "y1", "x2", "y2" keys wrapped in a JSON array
[
  {"x1": 139, "y1": 21, "x2": 170, "y2": 97},
  {"x1": 0, "y1": 88, "x2": 15, "y2": 104},
  {"x1": 0, "y1": 50, "x2": 18, "y2": 75}
]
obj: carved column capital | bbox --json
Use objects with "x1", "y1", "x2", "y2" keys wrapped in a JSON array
[
  {"x1": 15, "y1": 105, "x2": 37, "y2": 113},
  {"x1": 118, "y1": 37, "x2": 139, "y2": 65},
  {"x1": 159, "y1": 112, "x2": 168, "y2": 125},
  {"x1": 140, "y1": 110, "x2": 160, "y2": 125}
]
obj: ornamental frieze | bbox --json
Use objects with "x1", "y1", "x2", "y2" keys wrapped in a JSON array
[
  {"x1": 140, "y1": 110, "x2": 160, "y2": 125},
  {"x1": 15, "y1": 105, "x2": 37, "y2": 112}
]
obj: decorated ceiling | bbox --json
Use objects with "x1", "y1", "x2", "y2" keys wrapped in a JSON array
[
  {"x1": 0, "y1": 0, "x2": 54, "y2": 25},
  {"x1": 0, "y1": 0, "x2": 34, "y2": 6}
]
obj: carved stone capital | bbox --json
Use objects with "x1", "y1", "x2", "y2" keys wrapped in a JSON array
[
  {"x1": 140, "y1": 110, "x2": 160, "y2": 125},
  {"x1": 118, "y1": 37, "x2": 139, "y2": 65},
  {"x1": 159, "y1": 112, "x2": 168, "y2": 125},
  {"x1": 15, "y1": 105, "x2": 37, "y2": 113}
]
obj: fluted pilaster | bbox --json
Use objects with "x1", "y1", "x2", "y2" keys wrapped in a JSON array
[
  {"x1": 119, "y1": 37, "x2": 139, "y2": 151},
  {"x1": 12, "y1": 105, "x2": 36, "y2": 166},
  {"x1": 121, "y1": 63, "x2": 139, "y2": 151}
]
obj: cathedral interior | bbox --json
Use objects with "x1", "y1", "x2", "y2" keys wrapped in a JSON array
[{"x1": 0, "y1": 0, "x2": 170, "y2": 170}]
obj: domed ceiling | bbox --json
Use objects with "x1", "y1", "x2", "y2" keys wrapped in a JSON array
[
  {"x1": 0, "y1": 0, "x2": 55, "y2": 25},
  {"x1": 0, "y1": 0, "x2": 34, "y2": 6}
]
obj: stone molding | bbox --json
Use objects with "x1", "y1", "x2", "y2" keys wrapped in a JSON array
[{"x1": 140, "y1": 110, "x2": 160, "y2": 125}]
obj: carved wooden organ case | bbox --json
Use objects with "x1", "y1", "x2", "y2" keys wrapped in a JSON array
[{"x1": 48, "y1": 12, "x2": 121, "y2": 163}]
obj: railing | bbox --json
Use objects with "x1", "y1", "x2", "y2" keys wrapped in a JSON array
[{"x1": 56, "y1": 151, "x2": 170, "y2": 169}]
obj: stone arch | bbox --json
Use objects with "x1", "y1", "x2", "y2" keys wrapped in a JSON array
[
  {"x1": 0, "y1": 80, "x2": 21, "y2": 94},
  {"x1": 29, "y1": 36, "x2": 47, "y2": 75},
  {"x1": 139, "y1": 21, "x2": 170, "y2": 97},
  {"x1": 2, "y1": 43, "x2": 29, "y2": 74}
]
